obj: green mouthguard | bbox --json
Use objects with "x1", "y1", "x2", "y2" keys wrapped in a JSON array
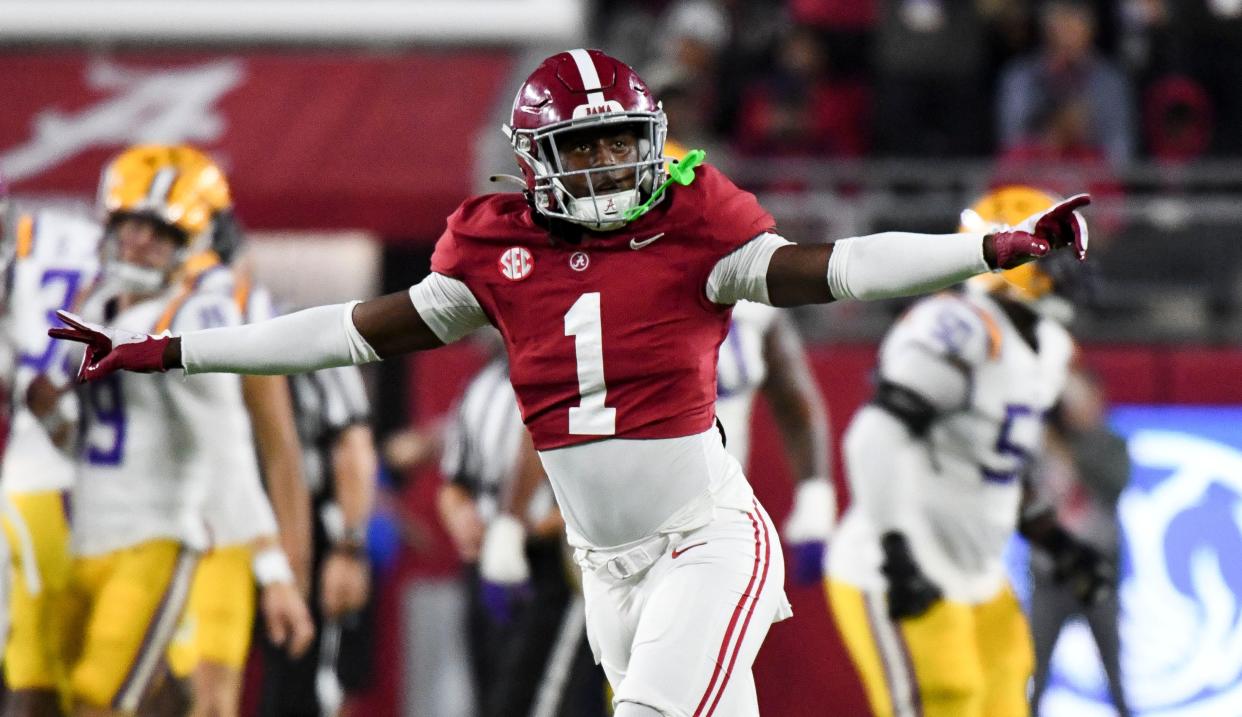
[{"x1": 622, "y1": 149, "x2": 706, "y2": 222}]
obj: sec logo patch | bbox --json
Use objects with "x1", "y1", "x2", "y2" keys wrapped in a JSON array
[
  {"x1": 498, "y1": 247, "x2": 534, "y2": 281},
  {"x1": 569, "y1": 251, "x2": 590, "y2": 272}
]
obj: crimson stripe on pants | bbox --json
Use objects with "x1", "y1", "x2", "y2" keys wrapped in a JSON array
[
  {"x1": 704, "y1": 501, "x2": 772, "y2": 716},
  {"x1": 692, "y1": 502, "x2": 769, "y2": 717}
]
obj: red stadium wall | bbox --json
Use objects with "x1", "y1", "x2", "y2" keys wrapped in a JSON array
[
  {"x1": 382, "y1": 343, "x2": 1242, "y2": 716},
  {"x1": 0, "y1": 51, "x2": 514, "y2": 240}
]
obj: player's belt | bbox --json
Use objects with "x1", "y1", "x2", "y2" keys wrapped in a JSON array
[{"x1": 575, "y1": 531, "x2": 680, "y2": 581}]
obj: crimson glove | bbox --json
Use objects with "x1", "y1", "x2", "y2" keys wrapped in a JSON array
[
  {"x1": 48, "y1": 310, "x2": 170, "y2": 383},
  {"x1": 988, "y1": 193, "x2": 1091, "y2": 270}
]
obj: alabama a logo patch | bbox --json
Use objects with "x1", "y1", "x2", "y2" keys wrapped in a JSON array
[
  {"x1": 499, "y1": 247, "x2": 534, "y2": 281},
  {"x1": 569, "y1": 251, "x2": 590, "y2": 272}
]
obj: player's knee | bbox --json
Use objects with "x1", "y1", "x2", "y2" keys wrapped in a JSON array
[{"x1": 614, "y1": 701, "x2": 668, "y2": 717}]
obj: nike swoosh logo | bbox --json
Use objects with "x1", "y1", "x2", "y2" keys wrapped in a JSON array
[
  {"x1": 671, "y1": 541, "x2": 707, "y2": 559},
  {"x1": 629, "y1": 232, "x2": 665, "y2": 250}
]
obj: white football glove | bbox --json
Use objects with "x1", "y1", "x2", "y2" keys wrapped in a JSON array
[
  {"x1": 478, "y1": 514, "x2": 530, "y2": 585},
  {"x1": 783, "y1": 477, "x2": 837, "y2": 543}
]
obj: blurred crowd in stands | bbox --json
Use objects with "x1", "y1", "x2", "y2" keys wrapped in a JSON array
[
  {"x1": 593, "y1": 0, "x2": 1239, "y2": 169},
  {"x1": 585, "y1": 0, "x2": 1242, "y2": 343}
]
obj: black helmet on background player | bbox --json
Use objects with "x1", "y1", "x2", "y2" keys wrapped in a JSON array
[{"x1": 503, "y1": 49, "x2": 668, "y2": 232}]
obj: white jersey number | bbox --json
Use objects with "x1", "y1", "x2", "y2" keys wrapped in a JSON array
[{"x1": 564, "y1": 292, "x2": 616, "y2": 435}]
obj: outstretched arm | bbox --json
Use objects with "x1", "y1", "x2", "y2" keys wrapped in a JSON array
[
  {"x1": 170, "y1": 291, "x2": 445, "y2": 370},
  {"x1": 50, "y1": 272, "x2": 489, "y2": 382},
  {"x1": 762, "y1": 194, "x2": 1090, "y2": 307}
]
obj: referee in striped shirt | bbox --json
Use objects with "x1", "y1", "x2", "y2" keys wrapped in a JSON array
[
  {"x1": 437, "y1": 355, "x2": 607, "y2": 717},
  {"x1": 259, "y1": 363, "x2": 378, "y2": 717}
]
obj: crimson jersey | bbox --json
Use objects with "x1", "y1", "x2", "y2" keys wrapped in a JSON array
[{"x1": 430, "y1": 164, "x2": 775, "y2": 450}]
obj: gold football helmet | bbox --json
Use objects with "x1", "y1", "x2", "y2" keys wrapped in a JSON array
[
  {"x1": 961, "y1": 185, "x2": 1060, "y2": 303},
  {"x1": 98, "y1": 144, "x2": 230, "y2": 292}
]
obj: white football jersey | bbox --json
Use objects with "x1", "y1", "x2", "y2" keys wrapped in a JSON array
[
  {"x1": 830, "y1": 290, "x2": 1074, "y2": 603},
  {"x1": 1, "y1": 209, "x2": 101, "y2": 494},
  {"x1": 714, "y1": 300, "x2": 779, "y2": 467},
  {"x1": 73, "y1": 266, "x2": 263, "y2": 556}
]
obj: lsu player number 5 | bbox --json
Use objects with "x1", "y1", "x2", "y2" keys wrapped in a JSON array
[
  {"x1": 826, "y1": 186, "x2": 1114, "y2": 717},
  {"x1": 50, "y1": 52, "x2": 1090, "y2": 717}
]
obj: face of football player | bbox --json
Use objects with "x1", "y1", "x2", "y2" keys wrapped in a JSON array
[
  {"x1": 554, "y1": 126, "x2": 640, "y2": 198},
  {"x1": 115, "y1": 215, "x2": 183, "y2": 273}
]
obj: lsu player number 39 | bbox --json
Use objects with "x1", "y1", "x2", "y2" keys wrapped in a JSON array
[
  {"x1": 51, "y1": 51, "x2": 1090, "y2": 716},
  {"x1": 827, "y1": 186, "x2": 1112, "y2": 717}
]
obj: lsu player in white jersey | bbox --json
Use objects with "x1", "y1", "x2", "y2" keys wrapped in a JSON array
[
  {"x1": 714, "y1": 300, "x2": 835, "y2": 583},
  {"x1": 826, "y1": 186, "x2": 1113, "y2": 717},
  {"x1": 35, "y1": 145, "x2": 311, "y2": 717},
  {"x1": 0, "y1": 183, "x2": 102, "y2": 717}
]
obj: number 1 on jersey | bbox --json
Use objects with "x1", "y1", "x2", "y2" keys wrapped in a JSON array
[{"x1": 564, "y1": 292, "x2": 616, "y2": 435}]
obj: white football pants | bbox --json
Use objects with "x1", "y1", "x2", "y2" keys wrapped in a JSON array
[{"x1": 580, "y1": 499, "x2": 791, "y2": 717}]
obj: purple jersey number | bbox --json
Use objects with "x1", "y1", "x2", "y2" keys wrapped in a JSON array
[
  {"x1": 982, "y1": 403, "x2": 1035, "y2": 484},
  {"x1": 18, "y1": 268, "x2": 83, "y2": 373},
  {"x1": 85, "y1": 375, "x2": 126, "y2": 466}
]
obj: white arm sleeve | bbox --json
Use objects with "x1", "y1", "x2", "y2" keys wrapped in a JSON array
[
  {"x1": 843, "y1": 405, "x2": 930, "y2": 534},
  {"x1": 407, "y1": 272, "x2": 489, "y2": 343},
  {"x1": 826, "y1": 231, "x2": 990, "y2": 301},
  {"x1": 706, "y1": 233, "x2": 793, "y2": 305},
  {"x1": 181, "y1": 301, "x2": 380, "y2": 375}
]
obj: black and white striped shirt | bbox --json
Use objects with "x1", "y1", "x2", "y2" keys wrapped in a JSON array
[
  {"x1": 290, "y1": 364, "x2": 371, "y2": 497},
  {"x1": 440, "y1": 358, "x2": 532, "y2": 524}
]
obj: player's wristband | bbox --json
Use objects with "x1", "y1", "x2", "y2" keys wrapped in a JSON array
[{"x1": 252, "y1": 547, "x2": 295, "y2": 587}]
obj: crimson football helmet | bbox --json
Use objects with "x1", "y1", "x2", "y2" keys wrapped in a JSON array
[{"x1": 504, "y1": 49, "x2": 668, "y2": 231}]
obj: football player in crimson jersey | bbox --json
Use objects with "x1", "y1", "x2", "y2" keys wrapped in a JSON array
[{"x1": 51, "y1": 50, "x2": 1090, "y2": 717}]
